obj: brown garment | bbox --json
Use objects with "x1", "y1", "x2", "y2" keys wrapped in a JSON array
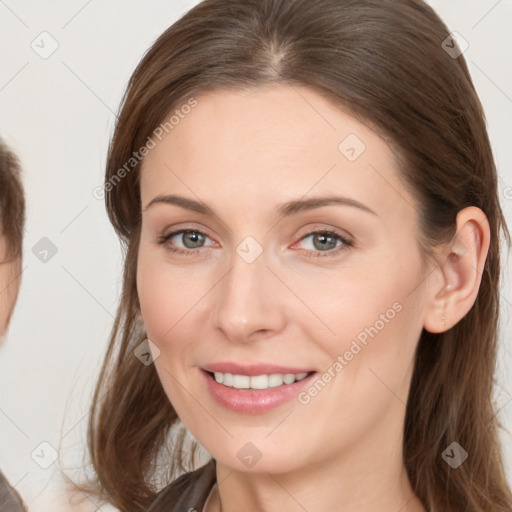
[
  {"x1": 148, "y1": 459, "x2": 216, "y2": 512},
  {"x1": 0, "y1": 470, "x2": 26, "y2": 512}
]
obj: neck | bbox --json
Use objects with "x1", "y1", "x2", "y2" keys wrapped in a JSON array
[{"x1": 207, "y1": 425, "x2": 426, "y2": 512}]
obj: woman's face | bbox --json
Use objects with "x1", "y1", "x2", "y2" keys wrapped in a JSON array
[{"x1": 137, "y1": 85, "x2": 432, "y2": 473}]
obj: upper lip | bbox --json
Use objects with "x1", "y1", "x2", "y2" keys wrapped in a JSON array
[{"x1": 202, "y1": 362, "x2": 315, "y2": 376}]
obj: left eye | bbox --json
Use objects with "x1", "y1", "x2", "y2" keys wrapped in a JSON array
[{"x1": 296, "y1": 231, "x2": 351, "y2": 253}]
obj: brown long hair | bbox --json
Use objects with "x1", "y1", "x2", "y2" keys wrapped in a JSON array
[{"x1": 84, "y1": 0, "x2": 512, "y2": 510}]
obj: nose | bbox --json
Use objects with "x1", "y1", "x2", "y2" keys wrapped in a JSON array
[{"x1": 212, "y1": 246, "x2": 286, "y2": 344}]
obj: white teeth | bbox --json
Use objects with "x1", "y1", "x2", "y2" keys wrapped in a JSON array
[
  {"x1": 233, "y1": 374, "x2": 250, "y2": 389},
  {"x1": 212, "y1": 371, "x2": 310, "y2": 390},
  {"x1": 283, "y1": 373, "x2": 296, "y2": 385},
  {"x1": 268, "y1": 374, "x2": 283, "y2": 387},
  {"x1": 250, "y1": 374, "x2": 269, "y2": 389}
]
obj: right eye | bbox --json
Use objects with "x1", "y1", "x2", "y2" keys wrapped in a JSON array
[{"x1": 157, "y1": 229, "x2": 216, "y2": 255}]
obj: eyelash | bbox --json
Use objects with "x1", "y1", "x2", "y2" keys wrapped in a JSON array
[{"x1": 156, "y1": 228, "x2": 353, "y2": 258}]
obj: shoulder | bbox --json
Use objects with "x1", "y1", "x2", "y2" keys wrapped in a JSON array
[{"x1": 148, "y1": 459, "x2": 216, "y2": 512}]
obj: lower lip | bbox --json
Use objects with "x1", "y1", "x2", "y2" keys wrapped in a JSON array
[{"x1": 201, "y1": 369, "x2": 316, "y2": 414}]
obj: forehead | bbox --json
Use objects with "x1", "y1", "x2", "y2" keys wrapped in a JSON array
[{"x1": 140, "y1": 85, "x2": 416, "y2": 223}]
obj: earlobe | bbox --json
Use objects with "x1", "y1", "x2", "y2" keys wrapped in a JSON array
[{"x1": 423, "y1": 206, "x2": 490, "y2": 334}]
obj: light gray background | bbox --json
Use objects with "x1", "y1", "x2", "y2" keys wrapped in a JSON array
[{"x1": 0, "y1": 1, "x2": 511, "y2": 510}]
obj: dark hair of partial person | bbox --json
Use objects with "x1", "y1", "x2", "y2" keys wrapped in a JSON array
[
  {"x1": 76, "y1": 0, "x2": 512, "y2": 510},
  {"x1": 0, "y1": 137, "x2": 25, "y2": 332},
  {"x1": 0, "y1": 138, "x2": 25, "y2": 263}
]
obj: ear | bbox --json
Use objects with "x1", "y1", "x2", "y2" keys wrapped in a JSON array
[{"x1": 423, "y1": 206, "x2": 490, "y2": 333}]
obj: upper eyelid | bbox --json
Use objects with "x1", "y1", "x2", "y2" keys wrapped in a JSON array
[{"x1": 164, "y1": 228, "x2": 215, "y2": 244}]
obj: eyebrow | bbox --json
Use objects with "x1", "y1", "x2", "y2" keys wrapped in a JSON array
[{"x1": 144, "y1": 194, "x2": 378, "y2": 217}]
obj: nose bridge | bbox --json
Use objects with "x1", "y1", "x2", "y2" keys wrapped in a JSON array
[{"x1": 213, "y1": 242, "x2": 284, "y2": 342}]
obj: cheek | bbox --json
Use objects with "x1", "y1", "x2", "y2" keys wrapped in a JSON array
[
  {"x1": 290, "y1": 271, "x2": 425, "y2": 448},
  {"x1": 136, "y1": 247, "x2": 214, "y2": 355},
  {"x1": 298, "y1": 252, "x2": 425, "y2": 375}
]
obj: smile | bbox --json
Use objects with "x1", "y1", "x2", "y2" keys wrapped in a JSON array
[
  {"x1": 201, "y1": 365, "x2": 317, "y2": 414},
  {"x1": 212, "y1": 372, "x2": 310, "y2": 390}
]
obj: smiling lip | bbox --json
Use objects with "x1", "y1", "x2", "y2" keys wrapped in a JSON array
[
  {"x1": 202, "y1": 362, "x2": 314, "y2": 376},
  {"x1": 200, "y1": 362, "x2": 317, "y2": 414}
]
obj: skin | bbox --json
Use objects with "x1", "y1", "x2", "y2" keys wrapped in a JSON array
[
  {"x1": 136, "y1": 85, "x2": 489, "y2": 512},
  {"x1": 0, "y1": 234, "x2": 21, "y2": 341}
]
